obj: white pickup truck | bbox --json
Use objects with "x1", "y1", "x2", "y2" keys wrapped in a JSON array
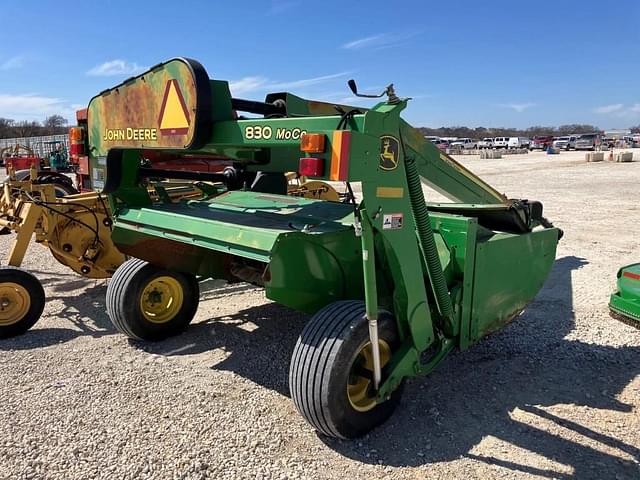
[
  {"x1": 493, "y1": 137, "x2": 509, "y2": 148},
  {"x1": 450, "y1": 138, "x2": 477, "y2": 150},
  {"x1": 508, "y1": 137, "x2": 530, "y2": 149},
  {"x1": 477, "y1": 138, "x2": 493, "y2": 149}
]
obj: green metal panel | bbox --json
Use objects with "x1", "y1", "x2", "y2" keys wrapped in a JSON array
[
  {"x1": 111, "y1": 191, "x2": 355, "y2": 264},
  {"x1": 609, "y1": 263, "x2": 640, "y2": 324},
  {"x1": 266, "y1": 229, "x2": 363, "y2": 313},
  {"x1": 429, "y1": 212, "x2": 479, "y2": 350},
  {"x1": 401, "y1": 121, "x2": 506, "y2": 204},
  {"x1": 468, "y1": 228, "x2": 559, "y2": 341}
]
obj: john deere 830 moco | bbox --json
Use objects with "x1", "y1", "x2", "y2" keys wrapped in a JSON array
[{"x1": 84, "y1": 58, "x2": 559, "y2": 438}]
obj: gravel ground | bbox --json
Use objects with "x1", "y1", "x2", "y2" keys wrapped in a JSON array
[{"x1": 0, "y1": 150, "x2": 639, "y2": 479}]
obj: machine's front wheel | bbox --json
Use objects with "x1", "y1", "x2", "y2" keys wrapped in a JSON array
[
  {"x1": 0, "y1": 267, "x2": 45, "y2": 338},
  {"x1": 106, "y1": 259, "x2": 199, "y2": 341},
  {"x1": 289, "y1": 300, "x2": 403, "y2": 439}
]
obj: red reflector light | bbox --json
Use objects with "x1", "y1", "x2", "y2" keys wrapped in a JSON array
[
  {"x1": 70, "y1": 143, "x2": 84, "y2": 155},
  {"x1": 299, "y1": 157, "x2": 324, "y2": 177}
]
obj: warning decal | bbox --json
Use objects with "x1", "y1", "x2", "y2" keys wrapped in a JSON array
[
  {"x1": 158, "y1": 79, "x2": 191, "y2": 135},
  {"x1": 382, "y1": 213, "x2": 404, "y2": 230}
]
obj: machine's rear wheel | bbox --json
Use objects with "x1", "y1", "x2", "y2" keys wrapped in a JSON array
[
  {"x1": 0, "y1": 267, "x2": 45, "y2": 338},
  {"x1": 50, "y1": 181, "x2": 77, "y2": 198},
  {"x1": 289, "y1": 300, "x2": 403, "y2": 438},
  {"x1": 106, "y1": 259, "x2": 199, "y2": 341}
]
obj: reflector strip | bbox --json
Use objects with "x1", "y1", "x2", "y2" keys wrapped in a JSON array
[
  {"x1": 376, "y1": 187, "x2": 404, "y2": 198},
  {"x1": 330, "y1": 131, "x2": 351, "y2": 181},
  {"x1": 623, "y1": 271, "x2": 640, "y2": 280}
]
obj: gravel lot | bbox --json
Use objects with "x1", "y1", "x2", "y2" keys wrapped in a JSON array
[{"x1": 1, "y1": 150, "x2": 639, "y2": 479}]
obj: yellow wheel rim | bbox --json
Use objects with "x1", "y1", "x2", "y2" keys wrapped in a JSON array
[
  {"x1": 347, "y1": 339, "x2": 392, "y2": 413},
  {"x1": 0, "y1": 282, "x2": 31, "y2": 326},
  {"x1": 139, "y1": 276, "x2": 184, "y2": 324}
]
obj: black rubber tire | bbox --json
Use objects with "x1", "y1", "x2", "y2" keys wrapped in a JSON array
[
  {"x1": 106, "y1": 259, "x2": 199, "y2": 341},
  {"x1": 289, "y1": 300, "x2": 403, "y2": 439},
  {"x1": 50, "y1": 181, "x2": 77, "y2": 198},
  {"x1": 0, "y1": 267, "x2": 45, "y2": 338}
]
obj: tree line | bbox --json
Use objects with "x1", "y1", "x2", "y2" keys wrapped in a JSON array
[
  {"x1": 2, "y1": 115, "x2": 639, "y2": 140},
  {"x1": 417, "y1": 124, "x2": 603, "y2": 139},
  {"x1": 0, "y1": 115, "x2": 68, "y2": 139}
]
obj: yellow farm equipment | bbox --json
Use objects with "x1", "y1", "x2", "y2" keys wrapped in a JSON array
[
  {"x1": 0, "y1": 165, "x2": 124, "y2": 336},
  {"x1": 0, "y1": 163, "x2": 220, "y2": 337}
]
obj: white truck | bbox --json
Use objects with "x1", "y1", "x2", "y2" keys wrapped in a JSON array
[
  {"x1": 493, "y1": 137, "x2": 509, "y2": 148},
  {"x1": 450, "y1": 138, "x2": 477, "y2": 150},
  {"x1": 477, "y1": 138, "x2": 494, "y2": 149},
  {"x1": 507, "y1": 137, "x2": 530, "y2": 149},
  {"x1": 553, "y1": 135, "x2": 577, "y2": 150}
]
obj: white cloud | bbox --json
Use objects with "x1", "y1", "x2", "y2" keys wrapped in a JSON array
[
  {"x1": 86, "y1": 59, "x2": 147, "y2": 76},
  {"x1": 593, "y1": 103, "x2": 640, "y2": 118},
  {"x1": 498, "y1": 102, "x2": 536, "y2": 112},
  {"x1": 594, "y1": 103, "x2": 624, "y2": 114},
  {"x1": 341, "y1": 32, "x2": 420, "y2": 50},
  {"x1": 228, "y1": 72, "x2": 350, "y2": 96},
  {"x1": 342, "y1": 34, "x2": 387, "y2": 50},
  {"x1": 228, "y1": 76, "x2": 269, "y2": 95},
  {"x1": 0, "y1": 94, "x2": 76, "y2": 122},
  {"x1": 270, "y1": 72, "x2": 351, "y2": 90},
  {"x1": 0, "y1": 56, "x2": 26, "y2": 71}
]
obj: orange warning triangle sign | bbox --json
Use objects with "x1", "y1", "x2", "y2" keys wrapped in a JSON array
[{"x1": 158, "y1": 79, "x2": 190, "y2": 135}]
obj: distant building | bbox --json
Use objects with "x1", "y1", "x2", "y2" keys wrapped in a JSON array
[{"x1": 604, "y1": 129, "x2": 631, "y2": 139}]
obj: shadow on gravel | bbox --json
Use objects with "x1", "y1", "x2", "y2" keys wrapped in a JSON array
[
  {"x1": 0, "y1": 276, "x2": 115, "y2": 349},
  {"x1": 132, "y1": 298, "x2": 307, "y2": 396},
  {"x1": 45, "y1": 283, "x2": 114, "y2": 336},
  {"x1": 0, "y1": 327, "x2": 82, "y2": 350},
  {"x1": 32, "y1": 256, "x2": 638, "y2": 478},
  {"x1": 3, "y1": 276, "x2": 264, "y2": 349},
  {"x1": 319, "y1": 256, "x2": 640, "y2": 479}
]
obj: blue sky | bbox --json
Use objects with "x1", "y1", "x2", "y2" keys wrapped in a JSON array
[{"x1": 0, "y1": 0, "x2": 638, "y2": 129}]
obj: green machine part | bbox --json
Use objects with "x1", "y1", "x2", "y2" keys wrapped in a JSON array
[
  {"x1": 609, "y1": 263, "x2": 640, "y2": 328},
  {"x1": 88, "y1": 57, "x2": 560, "y2": 436}
]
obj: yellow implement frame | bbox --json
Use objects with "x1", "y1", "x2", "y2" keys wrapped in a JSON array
[{"x1": 0, "y1": 164, "x2": 125, "y2": 278}]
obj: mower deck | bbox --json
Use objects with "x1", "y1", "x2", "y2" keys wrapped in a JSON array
[{"x1": 112, "y1": 190, "x2": 355, "y2": 264}]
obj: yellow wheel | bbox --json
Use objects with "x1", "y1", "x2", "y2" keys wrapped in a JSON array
[
  {"x1": 107, "y1": 259, "x2": 199, "y2": 341},
  {"x1": 0, "y1": 267, "x2": 45, "y2": 338},
  {"x1": 139, "y1": 276, "x2": 184, "y2": 324},
  {"x1": 0, "y1": 283, "x2": 31, "y2": 326},
  {"x1": 290, "y1": 301, "x2": 403, "y2": 439},
  {"x1": 347, "y1": 339, "x2": 392, "y2": 413}
]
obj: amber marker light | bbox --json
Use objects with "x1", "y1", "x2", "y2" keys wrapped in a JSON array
[{"x1": 300, "y1": 133, "x2": 326, "y2": 153}]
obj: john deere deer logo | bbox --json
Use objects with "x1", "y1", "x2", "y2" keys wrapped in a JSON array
[{"x1": 379, "y1": 135, "x2": 399, "y2": 170}]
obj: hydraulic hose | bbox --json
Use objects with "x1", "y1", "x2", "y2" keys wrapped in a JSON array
[{"x1": 405, "y1": 156, "x2": 455, "y2": 327}]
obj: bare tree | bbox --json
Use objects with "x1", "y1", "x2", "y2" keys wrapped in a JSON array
[
  {"x1": 0, "y1": 118, "x2": 14, "y2": 138},
  {"x1": 43, "y1": 115, "x2": 68, "y2": 135},
  {"x1": 0, "y1": 115, "x2": 71, "y2": 139},
  {"x1": 12, "y1": 121, "x2": 42, "y2": 138}
]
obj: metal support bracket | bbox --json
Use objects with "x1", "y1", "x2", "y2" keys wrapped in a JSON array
[{"x1": 359, "y1": 206, "x2": 382, "y2": 390}]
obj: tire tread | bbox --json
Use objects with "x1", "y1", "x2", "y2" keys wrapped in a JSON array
[{"x1": 290, "y1": 300, "x2": 371, "y2": 437}]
